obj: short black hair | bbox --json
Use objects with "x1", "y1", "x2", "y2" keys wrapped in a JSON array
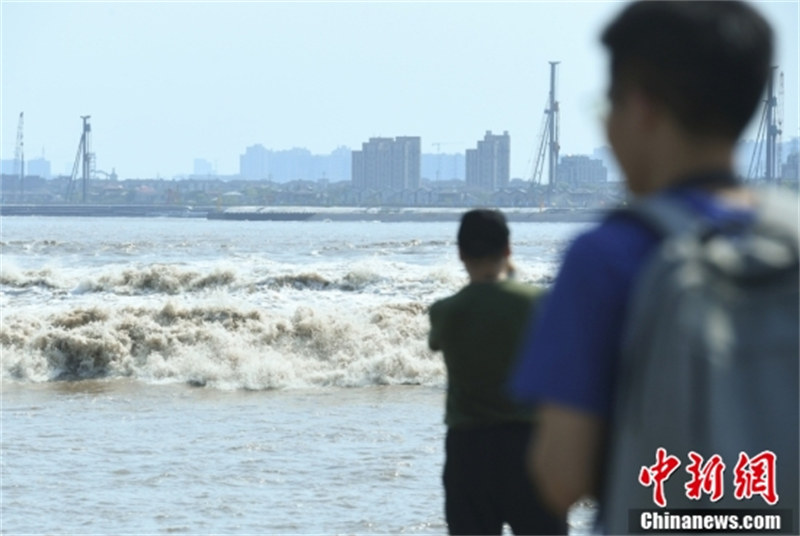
[
  {"x1": 602, "y1": 1, "x2": 773, "y2": 141},
  {"x1": 457, "y1": 209, "x2": 510, "y2": 259}
]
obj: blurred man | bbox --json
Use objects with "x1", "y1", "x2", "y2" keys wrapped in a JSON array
[
  {"x1": 512, "y1": 1, "x2": 797, "y2": 533},
  {"x1": 429, "y1": 209, "x2": 565, "y2": 535}
]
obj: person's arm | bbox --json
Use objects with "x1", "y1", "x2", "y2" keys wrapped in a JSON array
[
  {"x1": 527, "y1": 404, "x2": 604, "y2": 516},
  {"x1": 512, "y1": 219, "x2": 657, "y2": 514},
  {"x1": 428, "y1": 302, "x2": 442, "y2": 351},
  {"x1": 429, "y1": 333, "x2": 441, "y2": 351}
]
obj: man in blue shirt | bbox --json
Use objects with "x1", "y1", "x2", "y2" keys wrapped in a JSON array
[{"x1": 511, "y1": 0, "x2": 775, "y2": 525}]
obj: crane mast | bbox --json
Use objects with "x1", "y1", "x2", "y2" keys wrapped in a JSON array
[
  {"x1": 66, "y1": 115, "x2": 93, "y2": 202},
  {"x1": 748, "y1": 66, "x2": 782, "y2": 182},
  {"x1": 547, "y1": 61, "x2": 560, "y2": 199},
  {"x1": 530, "y1": 62, "x2": 560, "y2": 203}
]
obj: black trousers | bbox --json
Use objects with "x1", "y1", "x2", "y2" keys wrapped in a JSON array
[{"x1": 443, "y1": 422, "x2": 566, "y2": 535}]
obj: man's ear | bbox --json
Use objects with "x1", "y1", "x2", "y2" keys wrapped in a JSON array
[{"x1": 630, "y1": 88, "x2": 661, "y2": 133}]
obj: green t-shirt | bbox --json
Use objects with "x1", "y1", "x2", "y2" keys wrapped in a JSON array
[{"x1": 428, "y1": 279, "x2": 543, "y2": 429}]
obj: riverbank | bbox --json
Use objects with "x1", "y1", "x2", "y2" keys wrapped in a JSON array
[{"x1": 0, "y1": 204, "x2": 607, "y2": 223}]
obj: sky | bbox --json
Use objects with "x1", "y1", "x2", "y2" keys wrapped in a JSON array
[{"x1": 1, "y1": 1, "x2": 798, "y2": 180}]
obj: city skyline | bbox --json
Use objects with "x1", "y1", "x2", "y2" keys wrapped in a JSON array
[
  {"x1": 2, "y1": 2, "x2": 798, "y2": 180},
  {"x1": 3, "y1": 134, "x2": 799, "y2": 183}
]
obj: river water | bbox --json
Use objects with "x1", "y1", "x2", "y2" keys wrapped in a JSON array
[{"x1": 1, "y1": 215, "x2": 595, "y2": 534}]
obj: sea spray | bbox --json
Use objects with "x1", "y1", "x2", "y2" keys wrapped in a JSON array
[
  {"x1": 2, "y1": 218, "x2": 574, "y2": 389},
  {"x1": 5, "y1": 261, "x2": 447, "y2": 296},
  {"x1": 0, "y1": 265, "x2": 61, "y2": 290},
  {"x1": 76, "y1": 264, "x2": 238, "y2": 295},
  {"x1": 1, "y1": 298, "x2": 443, "y2": 389},
  {"x1": 1, "y1": 260, "x2": 551, "y2": 388}
]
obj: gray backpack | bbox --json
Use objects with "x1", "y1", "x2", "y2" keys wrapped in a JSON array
[{"x1": 603, "y1": 189, "x2": 799, "y2": 534}]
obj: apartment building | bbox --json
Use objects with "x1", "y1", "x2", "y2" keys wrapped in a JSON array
[{"x1": 465, "y1": 131, "x2": 510, "y2": 191}]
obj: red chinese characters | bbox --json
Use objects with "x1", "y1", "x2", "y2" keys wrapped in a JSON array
[
  {"x1": 639, "y1": 447, "x2": 682, "y2": 507},
  {"x1": 733, "y1": 450, "x2": 779, "y2": 505},
  {"x1": 638, "y1": 449, "x2": 780, "y2": 507},
  {"x1": 685, "y1": 451, "x2": 726, "y2": 502}
]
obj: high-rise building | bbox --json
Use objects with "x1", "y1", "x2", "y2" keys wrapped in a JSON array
[
  {"x1": 351, "y1": 136, "x2": 421, "y2": 191},
  {"x1": 239, "y1": 145, "x2": 352, "y2": 182},
  {"x1": 421, "y1": 152, "x2": 465, "y2": 181},
  {"x1": 392, "y1": 137, "x2": 421, "y2": 190},
  {"x1": 193, "y1": 158, "x2": 214, "y2": 176},
  {"x1": 1, "y1": 157, "x2": 51, "y2": 179},
  {"x1": 352, "y1": 150, "x2": 365, "y2": 190},
  {"x1": 27, "y1": 157, "x2": 51, "y2": 179},
  {"x1": 558, "y1": 155, "x2": 607, "y2": 186},
  {"x1": 239, "y1": 144, "x2": 270, "y2": 180},
  {"x1": 465, "y1": 131, "x2": 510, "y2": 191}
]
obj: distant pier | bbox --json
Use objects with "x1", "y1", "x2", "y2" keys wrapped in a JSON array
[{"x1": 0, "y1": 204, "x2": 204, "y2": 218}]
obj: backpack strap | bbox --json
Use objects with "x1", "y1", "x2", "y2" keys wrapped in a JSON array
[
  {"x1": 620, "y1": 187, "x2": 798, "y2": 244},
  {"x1": 622, "y1": 195, "x2": 705, "y2": 238},
  {"x1": 752, "y1": 188, "x2": 800, "y2": 255},
  {"x1": 618, "y1": 188, "x2": 798, "y2": 278}
]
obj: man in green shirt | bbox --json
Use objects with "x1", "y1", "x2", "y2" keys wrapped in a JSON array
[{"x1": 429, "y1": 209, "x2": 564, "y2": 535}]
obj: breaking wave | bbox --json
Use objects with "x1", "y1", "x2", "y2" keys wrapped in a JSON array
[
  {"x1": 2, "y1": 226, "x2": 559, "y2": 391},
  {"x1": 0, "y1": 299, "x2": 442, "y2": 390},
  {"x1": 76, "y1": 265, "x2": 239, "y2": 295},
  {"x1": 2, "y1": 261, "x2": 551, "y2": 296},
  {"x1": 0, "y1": 266, "x2": 62, "y2": 290}
]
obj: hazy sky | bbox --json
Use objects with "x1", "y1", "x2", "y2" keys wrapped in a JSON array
[{"x1": 2, "y1": 1, "x2": 798, "y2": 180}]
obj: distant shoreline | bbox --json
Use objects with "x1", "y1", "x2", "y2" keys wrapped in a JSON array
[{"x1": 0, "y1": 204, "x2": 607, "y2": 223}]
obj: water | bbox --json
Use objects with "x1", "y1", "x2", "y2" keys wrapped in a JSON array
[{"x1": 1, "y1": 215, "x2": 595, "y2": 534}]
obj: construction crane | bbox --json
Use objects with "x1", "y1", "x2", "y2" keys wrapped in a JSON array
[
  {"x1": 15, "y1": 112, "x2": 24, "y2": 202},
  {"x1": 530, "y1": 97, "x2": 550, "y2": 185},
  {"x1": 66, "y1": 115, "x2": 94, "y2": 203},
  {"x1": 748, "y1": 67, "x2": 782, "y2": 182},
  {"x1": 530, "y1": 62, "x2": 560, "y2": 201},
  {"x1": 94, "y1": 169, "x2": 118, "y2": 181},
  {"x1": 431, "y1": 141, "x2": 461, "y2": 180}
]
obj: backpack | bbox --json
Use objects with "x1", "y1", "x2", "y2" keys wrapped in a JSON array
[{"x1": 602, "y1": 189, "x2": 799, "y2": 534}]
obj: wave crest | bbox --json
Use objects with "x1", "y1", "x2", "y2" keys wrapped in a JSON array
[
  {"x1": 82, "y1": 265, "x2": 238, "y2": 295},
  {"x1": 1, "y1": 300, "x2": 443, "y2": 389}
]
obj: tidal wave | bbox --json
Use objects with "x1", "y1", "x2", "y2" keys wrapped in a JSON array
[
  {"x1": 0, "y1": 266, "x2": 62, "y2": 290},
  {"x1": 76, "y1": 264, "x2": 239, "y2": 295},
  {"x1": 1, "y1": 218, "x2": 568, "y2": 392},
  {"x1": 0, "y1": 299, "x2": 442, "y2": 390},
  {"x1": 2, "y1": 260, "x2": 551, "y2": 297}
]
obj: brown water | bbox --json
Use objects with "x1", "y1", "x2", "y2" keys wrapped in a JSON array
[{"x1": 1, "y1": 216, "x2": 594, "y2": 533}]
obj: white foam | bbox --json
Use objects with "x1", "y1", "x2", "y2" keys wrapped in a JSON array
[
  {"x1": 1, "y1": 297, "x2": 444, "y2": 390},
  {"x1": 1, "y1": 219, "x2": 571, "y2": 390}
]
